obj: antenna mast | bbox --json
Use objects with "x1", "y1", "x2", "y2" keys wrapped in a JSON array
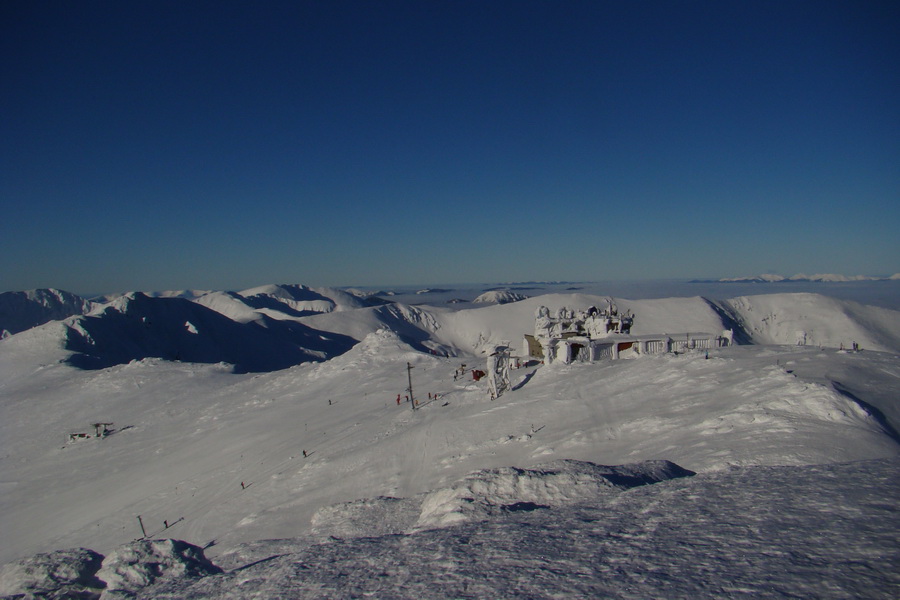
[{"x1": 407, "y1": 362, "x2": 416, "y2": 410}]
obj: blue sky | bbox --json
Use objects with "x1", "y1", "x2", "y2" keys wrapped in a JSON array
[{"x1": 2, "y1": 1, "x2": 898, "y2": 294}]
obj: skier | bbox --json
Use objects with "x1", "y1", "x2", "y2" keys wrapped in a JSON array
[
  {"x1": 396, "y1": 394, "x2": 401, "y2": 405},
  {"x1": 302, "y1": 450, "x2": 307, "y2": 458}
]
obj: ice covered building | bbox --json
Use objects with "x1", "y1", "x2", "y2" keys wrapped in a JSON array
[{"x1": 523, "y1": 301, "x2": 733, "y2": 365}]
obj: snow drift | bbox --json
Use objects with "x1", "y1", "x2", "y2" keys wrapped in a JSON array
[
  {"x1": 309, "y1": 459, "x2": 695, "y2": 539},
  {"x1": 0, "y1": 540, "x2": 219, "y2": 599},
  {"x1": 0, "y1": 547, "x2": 103, "y2": 598},
  {"x1": 3, "y1": 459, "x2": 896, "y2": 599},
  {"x1": 413, "y1": 459, "x2": 694, "y2": 530},
  {"x1": 97, "y1": 539, "x2": 220, "y2": 598}
]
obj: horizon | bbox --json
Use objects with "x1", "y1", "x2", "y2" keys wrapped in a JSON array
[
  {"x1": 6, "y1": 270, "x2": 900, "y2": 296},
  {"x1": 7, "y1": 274, "x2": 900, "y2": 313},
  {"x1": 3, "y1": 1, "x2": 898, "y2": 293}
]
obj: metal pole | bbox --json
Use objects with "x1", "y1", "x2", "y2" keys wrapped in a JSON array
[
  {"x1": 407, "y1": 362, "x2": 416, "y2": 410},
  {"x1": 137, "y1": 515, "x2": 147, "y2": 538}
]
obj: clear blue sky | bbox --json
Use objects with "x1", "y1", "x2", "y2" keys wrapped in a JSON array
[{"x1": 2, "y1": 1, "x2": 898, "y2": 294}]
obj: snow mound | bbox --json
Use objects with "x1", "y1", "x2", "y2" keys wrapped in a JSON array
[
  {"x1": 414, "y1": 459, "x2": 694, "y2": 530},
  {"x1": 96, "y1": 539, "x2": 220, "y2": 598},
  {"x1": 473, "y1": 290, "x2": 529, "y2": 304},
  {"x1": 0, "y1": 547, "x2": 104, "y2": 598},
  {"x1": 311, "y1": 496, "x2": 424, "y2": 540},
  {"x1": 352, "y1": 327, "x2": 415, "y2": 356},
  {"x1": 307, "y1": 328, "x2": 420, "y2": 380}
]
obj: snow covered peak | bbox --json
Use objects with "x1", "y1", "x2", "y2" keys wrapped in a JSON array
[
  {"x1": 237, "y1": 283, "x2": 370, "y2": 315},
  {"x1": 720, "y1": 274, "x2": 786, "y2": 282},
  {"x1": 720, "y1": 273, "x2": 894, "y2": 283},
  {"x1": 0, "y1": 288, "x2": 94, "y2": 336},
  {"x1": 62, "y1": 293, "x2": 357, "y2": 372},
  {"x1": 473, "y1": 290, "x2": 529, "y2": 304},
  {"x1": 719, "y1": 293, "x2": 900, "y2": 352}
]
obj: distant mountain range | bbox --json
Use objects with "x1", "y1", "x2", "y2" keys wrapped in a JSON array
[
  {"x1": 0, "y1": 285, "x2": 376, "y2": 370},
  {"x1": 0, "y1": 289, "x2": 95, "y2": 337},
  {"x1": 692, "y1": 273, "x2": 900, "y2": 283}
]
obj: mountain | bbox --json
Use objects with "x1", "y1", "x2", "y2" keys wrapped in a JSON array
[
  {"x1": 63, "y1": 292, "x2": 356, "y2": 372},
  {"x1": 1, "y1": 287, "x2": 899, "y2": 597},
  {"x1": 472, "y1": 290, "x2": 529, "y2": 304},
  {"x1": 713, "y1": 273, "x2": 900, "y2": 283},
  {"x1": 93, "y1": 290, "x2": 213, "y2": 303},
  {"x1": 237, "y1": 284, "x2": 373, "y2": 314},
  {"x1": 0, "y1": 289, "x2": 94, "y2": 337},
  {"x1": 719, "y1": 293, "x2": 900, "y2": 352}
]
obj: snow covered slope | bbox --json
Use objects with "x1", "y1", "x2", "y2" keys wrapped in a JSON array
[
  {"x1": 5, "y1": 458, "x2": 892, "y2": 599},
  {"x1": 0, "y1": 289, "x2": 93, "y2": 337},
  {"x1": 237, "y1": 284, "x2": 371, "y2": 314},
  {"x1": 63, "y1": 292, "x2": 357, "y2": 372},
  {"x1": 1, "y1": 289, "x2": 898, "y2": 597},
  {"x1": 302, "y1": 293, "x2": 736, "y2": 357},
  {"x1": 472, "y1": 289, "x2": 529, "y2": 304},
  {"x1": 191, "y1": 284, "x2": 379, "y2": 323},
  {"x1": 719, "y1": 293, "x2": 900, "y2": 352}
]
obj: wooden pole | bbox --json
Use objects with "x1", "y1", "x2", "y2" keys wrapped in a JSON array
[{"x1": 136, "y1": 515, "x2": 147, "y2": 538}]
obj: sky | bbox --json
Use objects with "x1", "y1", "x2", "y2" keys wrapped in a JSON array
[{"x1": 2, "y1": 1, "x2": 898, "y2": 295}]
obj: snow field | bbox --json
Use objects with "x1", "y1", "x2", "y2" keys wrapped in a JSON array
[
  {"x1": 18, "y1": 457, "x2": 887, "y2": 599},
  {"x1": 1, "y1": 288, "x2": 899, "y2": 598},
  {"x1": 2, "y1": 328, "x2": 897, "y2": 569}
]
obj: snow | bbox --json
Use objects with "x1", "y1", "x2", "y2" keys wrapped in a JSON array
[
  {"x1": 412, "y1": 459, "x2": 694, "y2": 530},
  {"x1": 138, "y1": 458, "x2": 900, "y2": 599},
  {"x1": 96, "y1": 539, "x2": 220, "y2": 598},
  {"x1": 0, "y1": 540, "x2": 220, "y2": 599},
  {"x1": 721, "y1": 293, "x2": 900, "y2": 352},
  {"x1": 719, "y1": 272, "x2": 897, "y2": 282},
  {"x1": 6, "y1": 459, "x2": 894, "y2": 599},
  {"x1": 0, "y1": 288, "x2": 94, "y2": 336},
  {"x1": 0, "y1": 547, "x2": 103, "y2": 598},
  {"x1": 472, "y1": 289, "x2": 529, "y2": 304},
  {"x1": 62, "y1": 292, "x2": 357, "y2": 371},
  {"x1": 1, "y1": 284, "x2": 899, "y2": 598}
]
